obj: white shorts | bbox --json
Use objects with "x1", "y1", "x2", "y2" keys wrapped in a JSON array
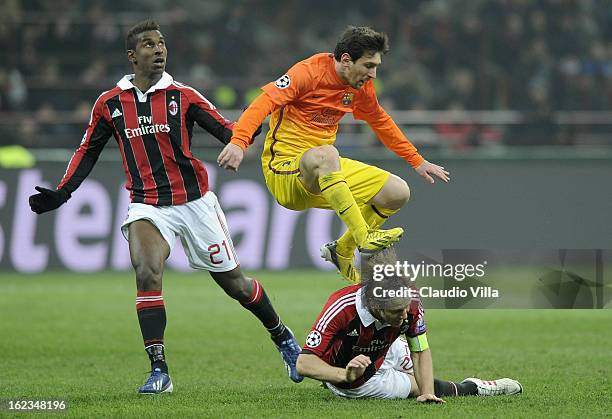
[
  {"x1": 325, "y1": 338, "x2": 414, "y2": 399},
  {"x1": 121, "y1": 192, "x2": 239, "y2": 272}
]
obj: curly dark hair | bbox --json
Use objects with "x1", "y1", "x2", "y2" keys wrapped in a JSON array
[{"x1": 333, "y1": 26, "x2": 389, "y2": 61}]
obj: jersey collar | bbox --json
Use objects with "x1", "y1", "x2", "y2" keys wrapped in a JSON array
[
  {"x1": 355, "y1": 289, "x2": 389, "y2": 329},
  {"x1": 116, "y1": 72, "x2": 174, "y2": 93}
]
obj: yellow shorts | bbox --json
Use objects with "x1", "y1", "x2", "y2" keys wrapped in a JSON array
[{"x1": 262, "y1": 151, "x2": 390, "y2": 211}]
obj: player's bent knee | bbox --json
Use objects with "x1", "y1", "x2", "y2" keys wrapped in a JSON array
[
  {"x1": 386, "y1": 177, "x2": 410, "y2": 209},
  {"x1": 134, "y1": 262, "x2": 163, "y2": 291},
  {"x1": 395, "y1": 181, "x2": 410, "y2": 207},
  {"x1": 374, "y1": 176, "x2": 411, "y2": 209},
  {"x1": 301, "y1": 145, "x2": 340, "y2": 176}
]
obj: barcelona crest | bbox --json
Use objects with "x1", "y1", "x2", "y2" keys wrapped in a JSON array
[{"x1": 341, "y1": 92, "x2": 354, "y2": 106}]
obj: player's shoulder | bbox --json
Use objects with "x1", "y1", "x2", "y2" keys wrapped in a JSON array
[
  {"x1": 170, "y1": 80, "x2": 215, "y2": 106},
  {"x1": 291, "y1": 53, "x2": 332, "y2": 77},
  {"x1": 330, "y1": 284, "x2": 361, "y2": 298},
  {"x1": 305, "y1": 53, "x2": 334, "y2": 74},
  {"x1": 170, "y1": 80, "x2": 199, "y2": 95},
  {"x1": 315, "y1": 286, "x2": 359, "y2": 332},
  {"x1": 93, "y1": 86, "x2": 122, "y2": 106},
  {"x1": 323, "y1": 285, "x2": 360, "y2": 310},
  {"x1": 302, "y1": 52, "x2": 333, "y2": 66},
  {"x1": 89, "y1": 86, "x2": 123, "y2": 122}
]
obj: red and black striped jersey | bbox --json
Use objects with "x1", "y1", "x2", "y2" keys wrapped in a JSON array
[
  {"x1": 58, "y1": 72, "x2": 233, "y2": 206},
  {"x1": 303, "y1": 284, "x2": 426, "y2": 389}
]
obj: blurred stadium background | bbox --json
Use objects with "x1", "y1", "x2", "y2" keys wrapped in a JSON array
[
  {"x1": 1, "y1": 2, "x2": 612, "y2": 416},
  {"x1": 0, "y1": 0, "x2": 611, "y2": 274}
]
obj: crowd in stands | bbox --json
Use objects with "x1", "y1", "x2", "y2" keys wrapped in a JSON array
[{"x1": 1, "y1": 0, "x2": 611, "y2": 148}]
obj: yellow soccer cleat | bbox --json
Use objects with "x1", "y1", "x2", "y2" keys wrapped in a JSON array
[
  {"x1": 320, "y1": 241, "x2": 361, "y2": 284},
  {"x1": 358, "y1": 227, "x2": 404, "y2": 252}
]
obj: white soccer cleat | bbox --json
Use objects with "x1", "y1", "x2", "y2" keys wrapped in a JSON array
[{"x1": 461, "y1": 377, "x2": 523, "y2": 396}]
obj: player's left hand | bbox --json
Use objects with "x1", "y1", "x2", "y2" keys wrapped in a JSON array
[
  {"x1": 414, "y1": 160, "x2": 450, "y2": 184},
  {"x1": 217, "y1": 143, "x2": 244, "y2": 171},
  {"x1": 416, "y1": 393, "x2": 446, "y2": 404}
]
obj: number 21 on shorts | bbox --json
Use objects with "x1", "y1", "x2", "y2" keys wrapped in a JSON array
[{"x1": 208, "y1": 240, "x2": 232, "y2": 264}]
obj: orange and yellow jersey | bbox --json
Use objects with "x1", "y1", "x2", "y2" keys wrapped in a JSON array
[{"x1": 230, "y1": 53, "x2": 424, "y2": 169}]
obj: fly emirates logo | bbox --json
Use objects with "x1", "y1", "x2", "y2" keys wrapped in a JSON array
[{"x1": 125, "y1": 116, "x2": 170, "y2": 139}]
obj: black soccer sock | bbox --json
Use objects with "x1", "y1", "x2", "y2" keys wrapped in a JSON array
[
  {"x1": 136, "y1": 290, "x2": 168, "y2": 373},
  {"x1": 434, "y1": 378, "x2": 478, "y2": 397},
  {"x1": 145, "y1": 344, "x2": 167, "y2": 373},
  {"x1": 240, "y1": 279, "x2": 289, "y2": 346}
]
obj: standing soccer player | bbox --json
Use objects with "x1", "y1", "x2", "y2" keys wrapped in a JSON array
[
  {"x1": 217, "y1": 26, "x2": 450, "y2": 283},
  {"x1": 28, "y1": 20, "x2": 302, "y2": 394}
]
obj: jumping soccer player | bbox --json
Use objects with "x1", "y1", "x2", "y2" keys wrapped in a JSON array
[
  {"x1": 217, "y1": 26, "x2": 450, "y2": 283},
  {"x1": 296, "y1": 249, "x2": 522, "y2": 401},
  {"x1": 28, "y1": 19, "x2": 302, "y2": 394}
]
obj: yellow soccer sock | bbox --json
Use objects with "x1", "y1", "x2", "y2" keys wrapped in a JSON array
[
  {"x1": 336, "y1": 204, "x2": 400, "y2": 255},
  {"x1": 319, "y1": 172, "x2": 369, "y2": 246}
]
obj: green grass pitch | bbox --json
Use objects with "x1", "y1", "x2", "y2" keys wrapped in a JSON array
[{"x1": 2, "y1": 270, "x2": 611, "y2": 418}]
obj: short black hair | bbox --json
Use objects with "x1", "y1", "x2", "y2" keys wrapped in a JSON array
[
  {"x1": 333, "y1": 26, "x2": 390, "y2": 61},
  {"x1": 126, "y1": 19, "x2": 161, "y2": 51}
]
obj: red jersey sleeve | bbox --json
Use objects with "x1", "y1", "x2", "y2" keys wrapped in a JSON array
[
  {"x1": 181, "y1": 85, "x2": 234, "y2": 144},
  {"x1": 57, "y1": 90, "x2": 115, "y2": 193},
  {"x1": 403, "y1": 297, "x2": 427, "y2": 338}
]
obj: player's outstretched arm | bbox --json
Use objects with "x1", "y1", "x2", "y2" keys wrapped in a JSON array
[
  {"x1": 29, "y1": 93, "x2": 115, "y2": 214},
  {"x1": 359, "y1": 102, "x2": 450, "y2": 184},
  {"x1": 411, "y1": 348, "x2": 445, "y2": 403},
  {"x1": 296, "y1": 353, "x2": 370, "y2": 384},
  {"x1": 414, "y1": 160, "x2": 450, "y2": 184}
]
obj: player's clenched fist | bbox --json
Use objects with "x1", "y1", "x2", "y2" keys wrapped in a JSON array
[
  {"x1": 345, "y1": 354, "x2": 371, "y2": 383},
  {"x1": 217, "y1": 143, "x2": 244, "y2": 171}
]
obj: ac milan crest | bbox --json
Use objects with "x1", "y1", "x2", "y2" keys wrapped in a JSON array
[{"x1": 168, "y1": 100, "x2": 178, "y2": 116}]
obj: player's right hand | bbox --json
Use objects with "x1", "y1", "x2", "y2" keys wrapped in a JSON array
[
  {"x1": 345, "y1": 354, "x2": 371, "y2": 383},
  {"x1": 217, "y1": 142, "x2": 244, "y2": 172},
  {"x1": 416, "y1": 394, "x2": 446, "y2": 404},
  {"x1": 29, "y1": 186, "x2": 70, "y2": 214}
]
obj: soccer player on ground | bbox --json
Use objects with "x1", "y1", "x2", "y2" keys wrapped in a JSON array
[
  {"x1": 217, "y1": 26, "x2": 450, "y2": 283},
  {"x1": 28, "y1": 19, "x2": 302, "y2": 394},
  {"x1": 296, "y1": 248, "x2": 522, "y2": 401}
]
